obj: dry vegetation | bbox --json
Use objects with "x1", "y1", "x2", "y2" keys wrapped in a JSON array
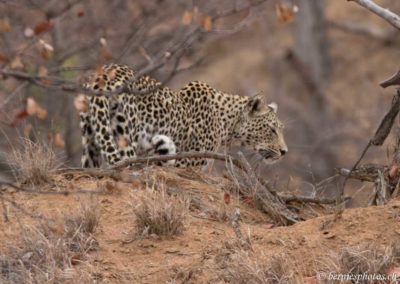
[
  {"x1": 7, "y1": 138, "x2": 58, "y2": 186},
  {"x1": 132, "y1": 188, "x2": 189, "y2": 238},
  {"x1": 0, "y1": 200, "x2": 100, "y2": 283}
]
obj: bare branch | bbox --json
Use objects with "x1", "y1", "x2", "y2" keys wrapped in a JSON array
[{"x1": 349, "y1": 0, "x2": 400, "y2": 30}]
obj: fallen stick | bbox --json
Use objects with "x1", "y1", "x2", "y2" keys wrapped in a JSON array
[
  {"x1": 280, "y1": 194, "x2": 351, "y2": 204},
  {"x1": 235, "y1": 152, "x2": 299, "y2": 225}
]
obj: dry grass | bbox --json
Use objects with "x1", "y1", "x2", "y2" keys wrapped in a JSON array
[
  {"x1": 133, "y1": 188, "x2": 189, "y2": 238},
  {"x1": 0, "y1": 201, "x2": 100, "y2": 283},
  {"x1": 7, "y1": 138, "x2": 57, "y2": 186},
  {"x1": 318, "y1": 242, "x2": 400, "y2": 283},
  {"x1": 220, "y1": 250, "x2": 303, "y2": 284},
  {"x1": 64, "y1": 200, "x2": 101, "y2": 255}
]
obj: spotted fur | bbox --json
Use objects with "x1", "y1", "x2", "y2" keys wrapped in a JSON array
[{"x1": 79, "y1": 64, "x2": 288, "y2": 168}]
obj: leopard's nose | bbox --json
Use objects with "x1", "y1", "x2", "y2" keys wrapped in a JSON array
[{"x1": 280, "y1": 149, "x2": 288, "y2": 156}]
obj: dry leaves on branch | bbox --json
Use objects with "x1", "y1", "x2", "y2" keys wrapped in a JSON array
[
  {"x1": 275, "y1": 3, "x2": 298, "y2": 23},
  {"x1": 181, "y1": 8, "x2": 213, "y2": 31},
  {"x1": 26, "y1": 97, "x2": 47, "y2": 119},
  {"x1": 38, "y1": 40, "x2": 54, "y2": 60},
  {"x1": 99, "y1": 37, "x2": 113, "y2": 60}
]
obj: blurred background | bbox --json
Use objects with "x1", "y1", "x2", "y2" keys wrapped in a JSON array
[{"x1": 1, "y1": 0, "x2": 400, "y2": 203}]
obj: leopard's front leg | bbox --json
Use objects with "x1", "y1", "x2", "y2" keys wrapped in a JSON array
[{"x1": 90, "y1": 97, "x2": 122, "y2": 165}]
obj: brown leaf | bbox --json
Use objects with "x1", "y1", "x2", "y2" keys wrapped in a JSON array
[
  {"x1": 38, "y1": 40, "x2": 54, "y2": 60},
  {"x1": 223, "y1": 192, "x2": 231, "y2": 205},
  {"x1": 38, "y1": 66, "x2": 48, "y2": 77},
  {"x1": 181, "y1": 10, "x2": 193, "y2": 25},
  {"x1": 201, "y1": 15, "x2": 212, "y2": 31},
  {"x1": 70, "y1": 254, "x2": 81, "y2": 265},
  {"x1": 389, "y1": 165, "x2": 399, "y2": 179},
  {"x1": 0, "y1": 52, "x2": 9, "y2": 63},
  {"x1": 0, "y1": 18, "x2": 11, "y2": 33},
  {"x1": 26, "y1": 97, "x2": 47, "y2": 119},
  {"x1": 54, "y1": 133, "x2": 65, "y2": 148},
  {"x1": 26, "y1": 98, "x2": 38, "y2": 116},
  {"x1": 74, "y1": 94, "x2": 88, "y2": 113},
  {"x1": 10, "y1": 56, "x2": 24, "y2": 70},
  {"x1": 34, "y1": 20, "x2": 53, "y2": 35},
  {"x1": 10, "y1": 109, "x2": 28, "y2": 127},
  {"x1": 275, "y1": 3, "x2": 298, "y2": 24},
  {"x1": 77, "y1": 10, "x2": 85, "y2": 17}
]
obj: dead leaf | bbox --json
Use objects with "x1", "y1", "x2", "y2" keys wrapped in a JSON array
[
  {"x1": 0, "y1": 52, "x2": 9, "y2": 63},
  {"x1": 223, "y1": 192, "x2": 231, "y2": 205},
  {"x1": 34, "y1": 20, "x2": 53, "y2": 35},
  {"x1": 70, "y1": 254, "x2": 81, "y2": 265},
  {"x1": 275, "y1": 3, "x2": 298, "y2": 24},
  {"x1": 10, "y1": 56, "x2": 24, "y2": 70},
  {"x1": 74, "y1": 94, "x2": 88, "y2": 113},
  {"x1": 389, "y1": 165, "x2": 398, "y2": 179},
  {"x1": 181, "y1": 10, "x2": 193, "y2": 25},
  {"x1": 54, "y1": 133, "x2": 65, "y2": 148},
  {"x1": 38, "y1": 66, "x2": 48, "y2": 77},
  {"x1": 201, "y1": 15, "x2": 212, "y2": 31},
  {"x1": 100, "y1": 37, "x2": 107, "y2": 46},
  {"x1": 77, "y1": 10, "x2": 85, "y2": 17},
  {"x1": 11, "y1": 110, "x2": 28, "y2": 127},
  {"x1": 38, "y1": 40, "x2": 54, "y2": 60},
  {"x1": 26, "y1": 98, "x2": 38, "y2": 116},
  {"x1": 26, "y1": 97, "x2": 47, "y2": 119},
  {"x1": 0, "y1": 18, "x2": 11, "y2": 33}
]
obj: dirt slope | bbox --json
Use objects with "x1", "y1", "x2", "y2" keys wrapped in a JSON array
[{"x1": 1, "y1": 168, "x2": 400, "y2": 283}]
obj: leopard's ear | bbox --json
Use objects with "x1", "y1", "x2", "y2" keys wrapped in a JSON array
[
  {"x1": 245, "y1": 94, "x2": 265, "y2": 116},
  {"x1": 268, "y1": 102, "x2": 278, "y2": 113}
]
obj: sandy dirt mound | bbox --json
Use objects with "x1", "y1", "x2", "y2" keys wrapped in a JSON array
[{"x1": 1, "y1": 167, "x2": 400, "y2": 283}]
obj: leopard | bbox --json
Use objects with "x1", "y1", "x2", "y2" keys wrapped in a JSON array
[{"x1": 79, "y1": 64, "x2": 288, "y2": 168}]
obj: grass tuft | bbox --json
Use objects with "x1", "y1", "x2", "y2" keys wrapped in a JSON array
[
  {"x1": 7, "y1": 138, "x2": 57, "y2": 186},
  {"x1": 221, "y1": 250, "x2": 302, "y2": 284},
  {"x1": 133, "y1": 189, "x2": 189, "y2": 238}
]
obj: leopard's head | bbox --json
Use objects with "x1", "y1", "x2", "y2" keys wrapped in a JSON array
[{"x1": 233, "y1": 95, "x2": 288, "y2": 163}]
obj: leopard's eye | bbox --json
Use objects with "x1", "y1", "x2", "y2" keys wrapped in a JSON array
[{"x1": 271, "y1": 128, "x2": 277, "y2": 135}]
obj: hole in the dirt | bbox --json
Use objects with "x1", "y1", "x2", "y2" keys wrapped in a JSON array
[{"x1": 323, "y1": 231, "x2": 329, "y2": 235}]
